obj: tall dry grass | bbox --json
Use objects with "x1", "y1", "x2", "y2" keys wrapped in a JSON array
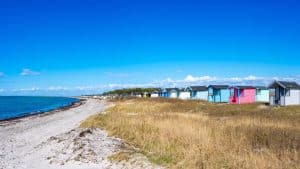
[{"x1": 81, "y1": 98, "x2": 300, "y2": 169}]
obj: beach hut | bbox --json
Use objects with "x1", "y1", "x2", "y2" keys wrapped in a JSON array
[
  {"x1": 186, "y1": 86, "x2": 208, "y2": 100},
  {"x1": 255, "y1": 86, "x2": 269, "y2": 103},
  {"x1": 160, "y1": 88, "x2": 179, "y2": 98},
  {"x1": 269, "y1": 81, "x2": 300, "y2": 106},
  {"x1": 159, "y1": 88, "x2": 169, "y2": 98},
  {"x1": 178, "y1": 88, "x2": 191, "y2": 100},
  {"x1": 132, "y1": 92, "x2": 142, "y2": 97},
  {"x1": 150, "y1": 92, "x2": 159, "y2": 98},
  {"x1": 208, "y1": 85, "x2": 230, "y2": 103},
  {"x1": 229, "y1": 86, "x2": 256, "y2": 104}
]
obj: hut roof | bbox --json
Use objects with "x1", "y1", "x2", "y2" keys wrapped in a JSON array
[
  {"x1": 269, "y1": 81, "x2": 300, "y2": 89},
  {"x1": 208, "y1": 85, "x2": 229, "y2": 89},
  {"x1": 165, "y1": 88, "x2": 179, "y2": 92},
  {"x1": 188, "y1": 86, "x2": 208, "y2": 91},
  {"x1": 255, "y1": 86, "x2": 268, "y2": 90},
  {"x1": 230, "y1": 86, "x2": 255, "y2": 89}
]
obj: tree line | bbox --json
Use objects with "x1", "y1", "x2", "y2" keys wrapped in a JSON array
[{"x1": 102, "y1": 88, "x2": 159, "y2": 96}]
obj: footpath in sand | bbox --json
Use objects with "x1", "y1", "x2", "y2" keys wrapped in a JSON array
[{"x1": 0, "y1": 99, "x2": 161, "y2": 169}]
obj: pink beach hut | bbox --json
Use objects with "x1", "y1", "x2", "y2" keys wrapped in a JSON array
[{"x1": 229, "y1": 86, "x2": 256, "y2": 104}]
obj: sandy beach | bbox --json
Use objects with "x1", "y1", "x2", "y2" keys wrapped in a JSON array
[{"x1": 0, "y1": 99, "x2": 160, "y2": 169}]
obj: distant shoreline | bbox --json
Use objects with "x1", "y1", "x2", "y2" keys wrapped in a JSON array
[{"x1": 0, "y1": 98, "x2": 85, "y2": 124}]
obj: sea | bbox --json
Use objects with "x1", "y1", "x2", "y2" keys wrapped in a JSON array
[{"x1": 0, "y1": 96, "x2": 80, "y2": 121}]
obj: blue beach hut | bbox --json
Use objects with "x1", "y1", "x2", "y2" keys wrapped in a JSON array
[
  {"x1": 255, "y1": 86, "x2": 269, "y2": 103},
  {"x1": 208, "y1": 85, "x2": 230, "y2": 103}
]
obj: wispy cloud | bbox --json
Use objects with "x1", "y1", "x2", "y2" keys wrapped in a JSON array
[
  {"x1": 20, "y1": 69, "x2": 40, "y2": 76},
  {"x1": 13, "y1": 87, "x2": 40, "y2": 92},
  {"x1": 156, "y1": 75, "x2": 300, "y2": 88},
  {"x1": 1, "y1": 75, "x2": 299, "y2": 96},
  {"x1": 184, "y1": 75, "x2": 217, "y2": 82}
]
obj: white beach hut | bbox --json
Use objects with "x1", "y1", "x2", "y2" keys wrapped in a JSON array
[
  {"x1": 178, "y1": 88, "x2": 191, "y2": 100},
  {"x1": 166, "y1": 88, "x2": 179, "y2": 98},
  {"x1": 269, "y1": 81, "x2": 300, "y2": 106},
  {"x1": 186, "y1": 86, "x2": 208, "y2": 101}
]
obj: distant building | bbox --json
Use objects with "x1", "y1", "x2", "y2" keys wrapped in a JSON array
[
  {"x1": 159, "y1": 88, "x2": 168, "y2": 98},
  {"x1": 150, "y1": 92, "x2": 159, "y2": 98},
  {"x1": 132, "y1": 92, "x2": 142, "y2": 97},
  {"x1": 229, "y1": 86, "x2": 256, "y2": 104},
  {"x1": 269, "y1": 81, "x2": 300, "y2": 106},
  {"x1": 178, "y1": 88, "x2": 190, "y2": 100},
  {"x1": 208, "y1": 85, "x2": 230, "y2": 103},
  {"x1": 255, "y1": 86, "x2": 269, "y2": 103},
  {"x1": 166, "y1": 88, "x2": 179, "y2": 98},
  {"x1": 186, "y1": 86, "x2": 208, "y2": 100}
]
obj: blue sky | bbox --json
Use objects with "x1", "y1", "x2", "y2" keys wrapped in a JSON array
[{"x1": 0, "y1": 0, "x2": 300, "y2": 96}]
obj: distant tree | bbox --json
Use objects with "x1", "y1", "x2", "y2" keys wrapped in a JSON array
[{"x1": 102, "y1": 88, "x2": 160, "y2": 96}]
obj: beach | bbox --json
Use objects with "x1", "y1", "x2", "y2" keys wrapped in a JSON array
[{"x1": 0, "y1": 98, "x2": 160, "y2": 169}]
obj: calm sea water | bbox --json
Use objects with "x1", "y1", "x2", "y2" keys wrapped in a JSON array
[{"x1": 0, "y1": 96, "x2": 80, "y2": 120}]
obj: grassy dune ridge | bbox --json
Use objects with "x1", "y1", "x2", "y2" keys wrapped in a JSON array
[{"x1": 81, "y1": 98, "x2": 300, "y2": 169}]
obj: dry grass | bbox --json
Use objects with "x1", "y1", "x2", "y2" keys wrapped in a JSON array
[{"x1": 81, "y1": 98, "x2": 300, "y2": 169}]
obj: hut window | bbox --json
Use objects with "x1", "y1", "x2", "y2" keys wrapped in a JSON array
[
  {"x1": 286, "y1": 89, "x2": 290, "y2": 96},
  {"x1": 269, "y1": 89, "x2": 275, "y2": 96},
  {"x1": 256, "y1": 89, "x2": 261, "y2": 95},
  {"x1": 213, "y1": 90, "x2": 220, "y2": 95}
]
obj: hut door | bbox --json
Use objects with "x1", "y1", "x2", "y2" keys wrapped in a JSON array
[{"x1": 275, "y1": 87, "x2": 280, "y2": 105}]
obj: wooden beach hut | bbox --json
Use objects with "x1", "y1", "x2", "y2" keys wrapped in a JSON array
[
  {"x1": 159, "y1": 88, "x2": 168, "y2": 98},
  {"x1": 165, "y1": 88, "x2": 179, "y2": 98},
  {"x1": 178, "y1": 88, "x2": 191, "y2": 100},
  {"x1": 269, "y1": 81, "x2": 300, "y2": 106},
  {"x1": 229, "y1": 86, "x2": 256, "y2": 104},
  {"x1": 150, "y1": 92, "x2": 159, "y2": 98},
  {"x1": 208, "y1": 85, "x2": 230, "y2": 103},
  {"x1": 255, "y1": 86, "x2": 269, "y2": 103},
  {"x1": 186, "y1": 86, "x2": 208, "y2": 100}
]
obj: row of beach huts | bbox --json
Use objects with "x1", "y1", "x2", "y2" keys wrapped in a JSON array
[{"x1": 134, "y1": 81, "x2": 300, "y2": 106}]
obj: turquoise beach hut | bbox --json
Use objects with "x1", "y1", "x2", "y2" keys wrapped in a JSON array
[
  {"x1": 208, "y1": 85, "x2": 230, "y2": 103},
  {"x1": 255, "y1": 86, "x2": 269, "y2": 103}
]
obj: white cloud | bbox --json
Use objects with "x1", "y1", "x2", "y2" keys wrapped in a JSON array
[
  {"x1": 20, "y1": 69, "x2": 40, "y2": 76},
  {"x1": 184, "y1": 75, "x2": 217, "y2": 82},
  {"x1": 227, "y1": 77, "x2": 242, "y2": 82},
  {"x1": 0, "y1": 72, "x2": 4, "y2": 77},
  {"x1": 14, "y1": 87, "x2": 40, "y2": 92},
  {"x1": 156, "y1": 74, "x2": 300, "y2": 88},
  {"x1": 244, "y1": 75, "x2": 261, "y2": 81},
  {"x1": 47, "y1": 86, "x2": 70, "y2": 91},
  {"x1": 2, "y1": 74, "x2": 300, "y2": 96}
]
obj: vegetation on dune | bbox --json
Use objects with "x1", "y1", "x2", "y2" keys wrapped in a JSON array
[
  {"x1": 81, "y1": 98, "x2": 300, "y2": 169},
  {"x1": 102, "y1": 88, "x2": 159, "y2": 96}
]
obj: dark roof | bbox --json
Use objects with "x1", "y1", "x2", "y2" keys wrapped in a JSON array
[
  {"x1": 278, "y1": 81, "x2": 300, "y2": 89},
  {"x1": 230, "y1": 86, "x2": 255, "y2": 89},
  {"x1": 165, "y1": 88, "x2": 179, "y2": 92},
  {"x1": 269, "y1": 81, "x2": 300, "y2": 89},
  {"x1": 208, "y1": 85, "x2": 229, "y2": 89},
  {"x1": 188, "y1": 86, "x2": 207, "y2": 91},
  {"x1": 255, "y1": 86, "x2": 268, "y2": 90}
]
